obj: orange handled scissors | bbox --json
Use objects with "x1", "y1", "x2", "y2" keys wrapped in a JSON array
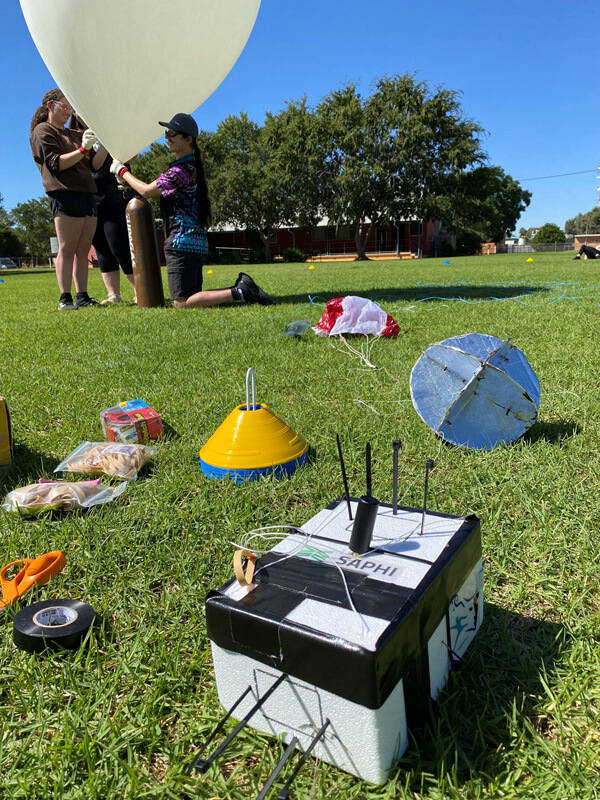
[{"x1": 0, "y1": 551, "x2": 67, "y2": 615}]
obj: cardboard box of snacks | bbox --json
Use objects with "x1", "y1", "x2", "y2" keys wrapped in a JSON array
[{"x1": 100, "y1": 399, "x2": 163, "y2": 445}]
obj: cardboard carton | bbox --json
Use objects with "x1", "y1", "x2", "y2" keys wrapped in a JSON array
[{"x1": 100, "y1": 399, "x2": 163, "y2": 444}]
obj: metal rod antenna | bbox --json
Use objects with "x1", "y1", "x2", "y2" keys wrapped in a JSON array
[
  {"x1": 191, "y1": 673, "x2": 287, "y2": 773},
  {"x1": 183, "y1": 686, "x2": 253, "y2": 775},
  {"x1": 392, "y1": 440, "x2": 401, "y2": 515},
  {"x1": 420, "y1": 458, "x2": 434, "y2": 535},
  {"x1": 336, "y1": 433, "x2": 353, "y2": 521},
  {"x1": 366, "y1": 442, "x2": 372, "y2": 497},
  {"x1": 255, "y1": 737, "x2": 299, "y2": 800},
  {"x1": 277, "y1": 719, "x2": 331, "y2": 800}
]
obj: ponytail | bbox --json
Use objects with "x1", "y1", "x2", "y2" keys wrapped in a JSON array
[
  {"x1": 192, "y1": 140, "x2": 211, "y2": 230},
  {"x1": 30, "y1": 88, "x2": 64, "y2": 136}
]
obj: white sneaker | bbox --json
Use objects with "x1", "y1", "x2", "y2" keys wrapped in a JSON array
[{"x1": 100, "y1": 293, "x2": 122, "y2": 304}]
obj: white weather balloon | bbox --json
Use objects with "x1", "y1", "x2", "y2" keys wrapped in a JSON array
[{"x1": 20, "y1": 0, "x2": 261, "y2": 161}]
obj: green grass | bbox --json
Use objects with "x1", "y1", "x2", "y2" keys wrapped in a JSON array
[{"x1": 1, "y1": 253, "x2": 600, "y2": 799}]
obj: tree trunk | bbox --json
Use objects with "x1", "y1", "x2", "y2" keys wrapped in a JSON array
[
  {"x1": 354, "y1": 221, "x2": 374, "y2": 261},
  {"x1": 259, "y1": 228, "x2": 272, "y2": 263}
]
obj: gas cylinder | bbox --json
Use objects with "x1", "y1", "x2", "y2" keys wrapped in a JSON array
[{"x1": 125, "y1": 197, "x2": 165, "y2": 308}]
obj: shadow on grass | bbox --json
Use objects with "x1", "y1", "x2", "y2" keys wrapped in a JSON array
[
  {"x1": 396, "y1": 601, "x2": 565, "y2": 785},
  {"x1": 0, "y1": 442, "x2": 60, "y2": 489},
  {"x1": 162, "y1": 421, "x2": 181, "y2": 442},
  {"x1": 272, "y1": 284, "x2": 551, "y2": 307},
  {"x1": 524, "y1": 419, "x2": 580, "y2": 444}
]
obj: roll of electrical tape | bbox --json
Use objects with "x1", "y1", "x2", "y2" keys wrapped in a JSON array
[{"x1": 13, "y1": 599, "x2": 96, "y2": 653}]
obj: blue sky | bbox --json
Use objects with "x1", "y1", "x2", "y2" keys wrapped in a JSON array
[{"x1": 2, "y1": 0, "x2": 599, "y2": 233}]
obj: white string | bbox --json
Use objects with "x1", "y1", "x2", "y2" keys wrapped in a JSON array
[
  {"x1": 230, "y1": 524, "x2": 372, "y2": 634},
  {"x1": 229, "y1": 525, "x2": 308, "y2": 555},
  {"x1": 352, "y1": 399, "x2": 408, "y2": 416},
  {"x1": 331, "y1": 562, "x2": 371, "y2": 635},
  {"x1": 545, "y1": 390, "x2": 581, "y2": 400},
  {"x1": 328, "y1": 335, "x2": 380, "y2": 370}
]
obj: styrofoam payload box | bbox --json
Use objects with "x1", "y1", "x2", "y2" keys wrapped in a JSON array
[{"x1": 206, "y1": 499, "x2": 483, "y2": 784}]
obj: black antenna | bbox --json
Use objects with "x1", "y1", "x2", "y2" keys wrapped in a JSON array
[
  {"x1": 392, "y1": 440, "x2": 401, "y2": 515},
  {"x1": 365, "y1": 441, "x2": 372, "y2": 497},
  {"x1": 420, "y1": 458, "x2": 434, "y2": 536},
  {"x1": 336, "y1": 432, "x2": 353, "y2": 521}
]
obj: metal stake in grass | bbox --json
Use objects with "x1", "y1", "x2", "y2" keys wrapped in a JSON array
[{"x1": 420, "y1": 458, "x2": 434, "y2": 536}]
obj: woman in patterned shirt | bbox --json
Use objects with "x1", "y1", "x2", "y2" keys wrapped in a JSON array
[{"x1": 110, "y1": 113, "x2": 271, "y2": 308}]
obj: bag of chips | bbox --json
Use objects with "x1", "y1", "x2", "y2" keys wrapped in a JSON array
[
  {"x1": 54, "y1": 442, "x2": 156, "y2": 480},
  {"x1": 2, "y1": 478, "x2": 127, "y2": 515}
]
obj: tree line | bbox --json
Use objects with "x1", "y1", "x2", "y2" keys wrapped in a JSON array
[
  {"x1": 136, "y1": 74, "x2": 532, "y2": 260},
  {"x1": 3, "y1": 74, "x2": 534, "y2": 260}
]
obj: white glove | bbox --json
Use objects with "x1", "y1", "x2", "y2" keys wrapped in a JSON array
[
  {"x1": 81, "y1": 129, "x2": 98, "y2": 149},
  {"x1": 110, "y1": 159, "x2": 128, "y2": 177}
]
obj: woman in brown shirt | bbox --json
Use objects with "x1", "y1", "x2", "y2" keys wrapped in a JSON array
[{"x1": 30, "y1": 88, "x2": 106, "y2": 309}]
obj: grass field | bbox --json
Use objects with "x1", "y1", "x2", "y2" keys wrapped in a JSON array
[{"x1": 1, "y1": 253, "x2": 600, "y2": 799}]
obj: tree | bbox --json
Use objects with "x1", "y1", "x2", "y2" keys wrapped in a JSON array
[
  {"x1": 0, "y1": 191, "x2": 22, "y2": 255},
  {"x1": 438, "y1": 166, "x2": 531, "y2": 254},
  {"x1": 263, "y1": 97, "x2": 322, "y2": 232},
  {"x1": 11, "y1": 197, "x2": 55, "y2": 257},
  {"x1": 300, "y1": 75, "x2": 486, "y2": 260},
  {"x1": 207, "y1": 113, "x2": 295, "y2": 262},
  {"x1": 0, "y1": 191, "x2": 11, "y2": 225},
  {"x1": 565, "y1": 207, "x2": 600, "y2": 236},
  {"x1": 0, "y1": 222, "x2": 23, "y2": 256},
  {"x1": 531, "y1": 223, "x2": 565, "y2": 244}
]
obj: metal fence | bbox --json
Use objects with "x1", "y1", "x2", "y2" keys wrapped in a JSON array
[
  {"x1": 1, "y1": 256, "x2": 55, "y2": 268},
  {"x1": 504, "y1": 243, "x2": 575, "y2": 254}
]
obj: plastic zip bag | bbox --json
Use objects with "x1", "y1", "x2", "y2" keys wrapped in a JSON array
[
  {"x1": 54, "y1": 442, "x2": 156, "y2": 480},
  {"x1": 2, "y1": 478, "x2": 127, "y2": 515}
]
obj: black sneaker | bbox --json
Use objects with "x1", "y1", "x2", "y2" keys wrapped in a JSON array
[
  {"x1": 58, "y1": 293, "x2": 77, "y2": 310},
  {"x1": 75, "y1": 293, "x2": 101, "y2": 307},
  {"x1": 236, "y1": 273, "x2": 273, "y2": 305},
  {"x1": 573, "y1": 255, "x2": 580, "y2": 260}
]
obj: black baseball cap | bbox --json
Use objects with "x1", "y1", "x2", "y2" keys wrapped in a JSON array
[{"x1": 158, "y1": 113, "x2": 198, "y2": 138}]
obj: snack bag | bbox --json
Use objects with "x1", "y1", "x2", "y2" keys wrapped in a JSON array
[
  {"x1": 55, "y1": 442, "x2": 156, "y2": 480},
  {"x1": 100, "y1": 399, "x2": 163, "y2": 444},
  {"x1": 2, "y1": 478, "x2": 127, "y2": 515}
]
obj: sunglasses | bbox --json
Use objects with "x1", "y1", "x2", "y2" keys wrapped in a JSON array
[
  {"x1": 51, "y1": 100, "x2": 74, "y2": 113},
  {"x1": 165, "y1": 130, "x2": 182, "y2": 139}
]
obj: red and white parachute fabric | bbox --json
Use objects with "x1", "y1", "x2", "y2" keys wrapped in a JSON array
[{"x1": 313, "y1": 296, "x2": 400, "y2": 337}]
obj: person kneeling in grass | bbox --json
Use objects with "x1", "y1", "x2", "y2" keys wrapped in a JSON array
[{"x1": 110, "y1": 113, "x2": 271, "y2": 308}]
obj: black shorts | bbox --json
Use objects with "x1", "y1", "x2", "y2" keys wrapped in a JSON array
[
  {"x1": 165, "y1": 249, "x2": 204, "y2": 301},
  {"x1": 48, "y1": 190, "x2": 97, "y2": 219}
]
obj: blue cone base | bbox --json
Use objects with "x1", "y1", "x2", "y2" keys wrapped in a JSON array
[{"x1": 200, "y1": 451, "x2": 308, "y2": 483}]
